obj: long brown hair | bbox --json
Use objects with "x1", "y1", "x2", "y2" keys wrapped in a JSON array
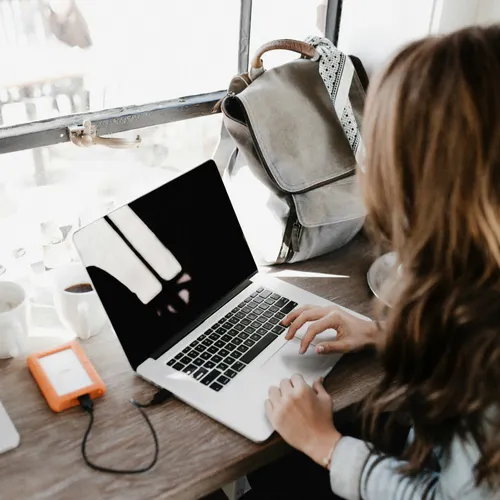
[{"x1": 362, "y1": 25, "x2": 500, "y2": 487}]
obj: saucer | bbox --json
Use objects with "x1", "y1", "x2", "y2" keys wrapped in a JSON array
[{"x1": 367, "y1": 252, "x2": 398, "y2": 305}]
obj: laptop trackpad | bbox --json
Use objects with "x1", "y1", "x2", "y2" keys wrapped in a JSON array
[{"x1": 260, "y1": 339, "x2": 340, "y2": 386}]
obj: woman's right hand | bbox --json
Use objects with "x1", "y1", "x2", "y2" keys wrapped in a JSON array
[{"x1": 282, "y1": 305, "x2": 379, "y2": 354}]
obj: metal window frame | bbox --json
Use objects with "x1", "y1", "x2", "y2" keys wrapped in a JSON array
[
  {"x1": 0, "y1": 90, "x2": 226, "y2": 155},
  {"x1": 0, "y1": 0, "x2": 341, "y2": 156},
  {"x1": 325, "y1": 0, "x2": 343, "y2": 45}
]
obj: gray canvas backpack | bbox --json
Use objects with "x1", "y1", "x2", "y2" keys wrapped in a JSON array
[{"x1": 214, "y1": 37, "x2": 368, "y2": 265}]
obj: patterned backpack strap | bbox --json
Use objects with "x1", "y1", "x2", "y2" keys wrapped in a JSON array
[{"x1": 305, "y1": 36, "x2": 365, "y2": 167}]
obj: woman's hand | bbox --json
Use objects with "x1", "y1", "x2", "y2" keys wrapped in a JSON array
[
  {"x1": 283, "y1": 305, "x2": 378, "y2": 354},
  {"x1": 265, "y1": 375, "x2": 341, "y2": 467}
]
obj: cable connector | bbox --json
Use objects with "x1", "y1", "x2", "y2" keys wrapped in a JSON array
[
  {"x1": 132, "y1": 388, "x2": 172, "y2": 408},
  {"x1": 148, "y1": 389, "x2": 172, "y2": 406},
  {"x1": 78, "y1": 394, "x2": 94, "y2": 414}
]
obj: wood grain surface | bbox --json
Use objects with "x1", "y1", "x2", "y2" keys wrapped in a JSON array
[{"x1": 0, "y1": 234, "x2": 382, "y2": 500}]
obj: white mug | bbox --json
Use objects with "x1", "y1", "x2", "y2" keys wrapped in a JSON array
[
  {"x1": 0, "y1": 281, "x2": 29, "y2": 358},
  {"x1": 50, "y1": 263, "x2": 107, "y2": 340}
]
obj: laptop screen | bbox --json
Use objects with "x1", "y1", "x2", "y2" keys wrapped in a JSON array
[{"x1": 74, "y1": 160, "x2": 257, "y2": 369}]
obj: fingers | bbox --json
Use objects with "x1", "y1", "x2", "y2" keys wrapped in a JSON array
[
  {"x1": 279, "y1": 378, "x2": 293, "y2": 396},
  {"x1": 284, "y1": 307, "x2": 328, "y2": 341},
  {"x1": 299, "y1": 312, "x2": 340, "y2": 353},
  {"x1": 269, "y1": 376, "x2": 305, "y2": 405},
  {"x1": 264, "y1": 399, "x2": 273, "y2": 418},
  {"x1": 290, "y1": 373, "x2": 305, "y2": 389},
  {"x1": 282, "y1": 305, "x2": 315, "y2": 328},
  {"x1": 312, "y1": 377, "x2": 322, "y2": 393},
  {"x1": 312, "y1": 377, "x2": 330, "y2": 399},
  {"x1": 315, "y1": 339, "x2": 353, "y2": 354},
  {"x1": 268, "y1": 385, "x2": 281, "y2": 403}
]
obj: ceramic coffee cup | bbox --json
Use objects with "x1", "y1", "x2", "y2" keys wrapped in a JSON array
[
  {"x1": 50, "y1": 263, "x2": 107, "y2": 340},
  {"x1": 0, "y1": 281, "x2": 29, "y2": 358}
]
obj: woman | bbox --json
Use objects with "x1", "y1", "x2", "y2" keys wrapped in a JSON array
[{"x1": 251, "y1": 25, "x2": 500, "y2": 499}]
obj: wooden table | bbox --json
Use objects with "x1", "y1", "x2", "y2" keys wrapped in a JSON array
[{"x1": 0, "y1": 234, "x2": 382, "y2": 500}]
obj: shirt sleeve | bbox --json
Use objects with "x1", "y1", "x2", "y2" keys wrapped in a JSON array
[{"x1": 329, "y1": 434, "x2": 493, "y2": 500}]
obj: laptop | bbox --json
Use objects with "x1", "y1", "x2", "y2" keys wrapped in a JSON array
[{"x1": 73, "y1": 160, "x2": 346, "y2": 442}]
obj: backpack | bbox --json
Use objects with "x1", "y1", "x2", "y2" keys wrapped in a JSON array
[{"x1": 214, "y1": 37, "x2": 368, "y2": 265}]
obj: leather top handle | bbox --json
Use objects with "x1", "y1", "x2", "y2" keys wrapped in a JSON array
[{"x1": 250, "y1": 39, "x2": 318, "y2": 69}]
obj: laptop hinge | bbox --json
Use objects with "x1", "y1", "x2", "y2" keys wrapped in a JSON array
[{"x1": 149, "y1": 274, "x2": 257, "y2": 362}]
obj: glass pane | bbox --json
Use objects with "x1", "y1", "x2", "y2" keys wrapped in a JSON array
[
  {"x1": 249, "y1": 0, "x2": 326, "y2": 70},
  {"x1": 0, "y1": 114, "x2": 222, "y2": 290},
  {"x1": 0, "y1": 0, "x2": 239, "y2": 127}
]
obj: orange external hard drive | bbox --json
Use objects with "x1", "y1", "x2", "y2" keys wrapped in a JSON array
[{"x1": 27, "y1": 341, "x2": 106, "y2": 412}]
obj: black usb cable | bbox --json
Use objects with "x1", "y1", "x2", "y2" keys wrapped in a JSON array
[{"x1": 78, "y1": 389, "x2": 171, "y2": 474}]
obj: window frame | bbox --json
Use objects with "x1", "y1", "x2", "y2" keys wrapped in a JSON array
[{"x1": 0, "y1": 0, "x2": 342, "y2": 155}]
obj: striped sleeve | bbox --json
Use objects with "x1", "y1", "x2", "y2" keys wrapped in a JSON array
[{"x1": 329, "y1": 435, "x2": 493, "y2": 500}]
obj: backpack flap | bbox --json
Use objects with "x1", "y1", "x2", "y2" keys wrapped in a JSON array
[{"x1": 293, "y1": 177, "x2": 365, "y2": 228}]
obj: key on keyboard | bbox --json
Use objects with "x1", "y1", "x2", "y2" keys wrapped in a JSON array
[{"x1": 240, "y1": 333, "x2": 276, "y2": 364}]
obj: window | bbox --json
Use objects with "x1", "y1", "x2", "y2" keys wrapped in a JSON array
[{"x1": 0, "y1": 0, "x2": 341, "y2": 283}]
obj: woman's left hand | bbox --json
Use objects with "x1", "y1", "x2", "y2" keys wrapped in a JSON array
[{"x1": 265, "y1": 375, "x2": 342, "y2": 467}]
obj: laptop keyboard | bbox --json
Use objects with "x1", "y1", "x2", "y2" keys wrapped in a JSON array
[{"x1": 166, "y1": 287, "x2": 297, "y2": 392}]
